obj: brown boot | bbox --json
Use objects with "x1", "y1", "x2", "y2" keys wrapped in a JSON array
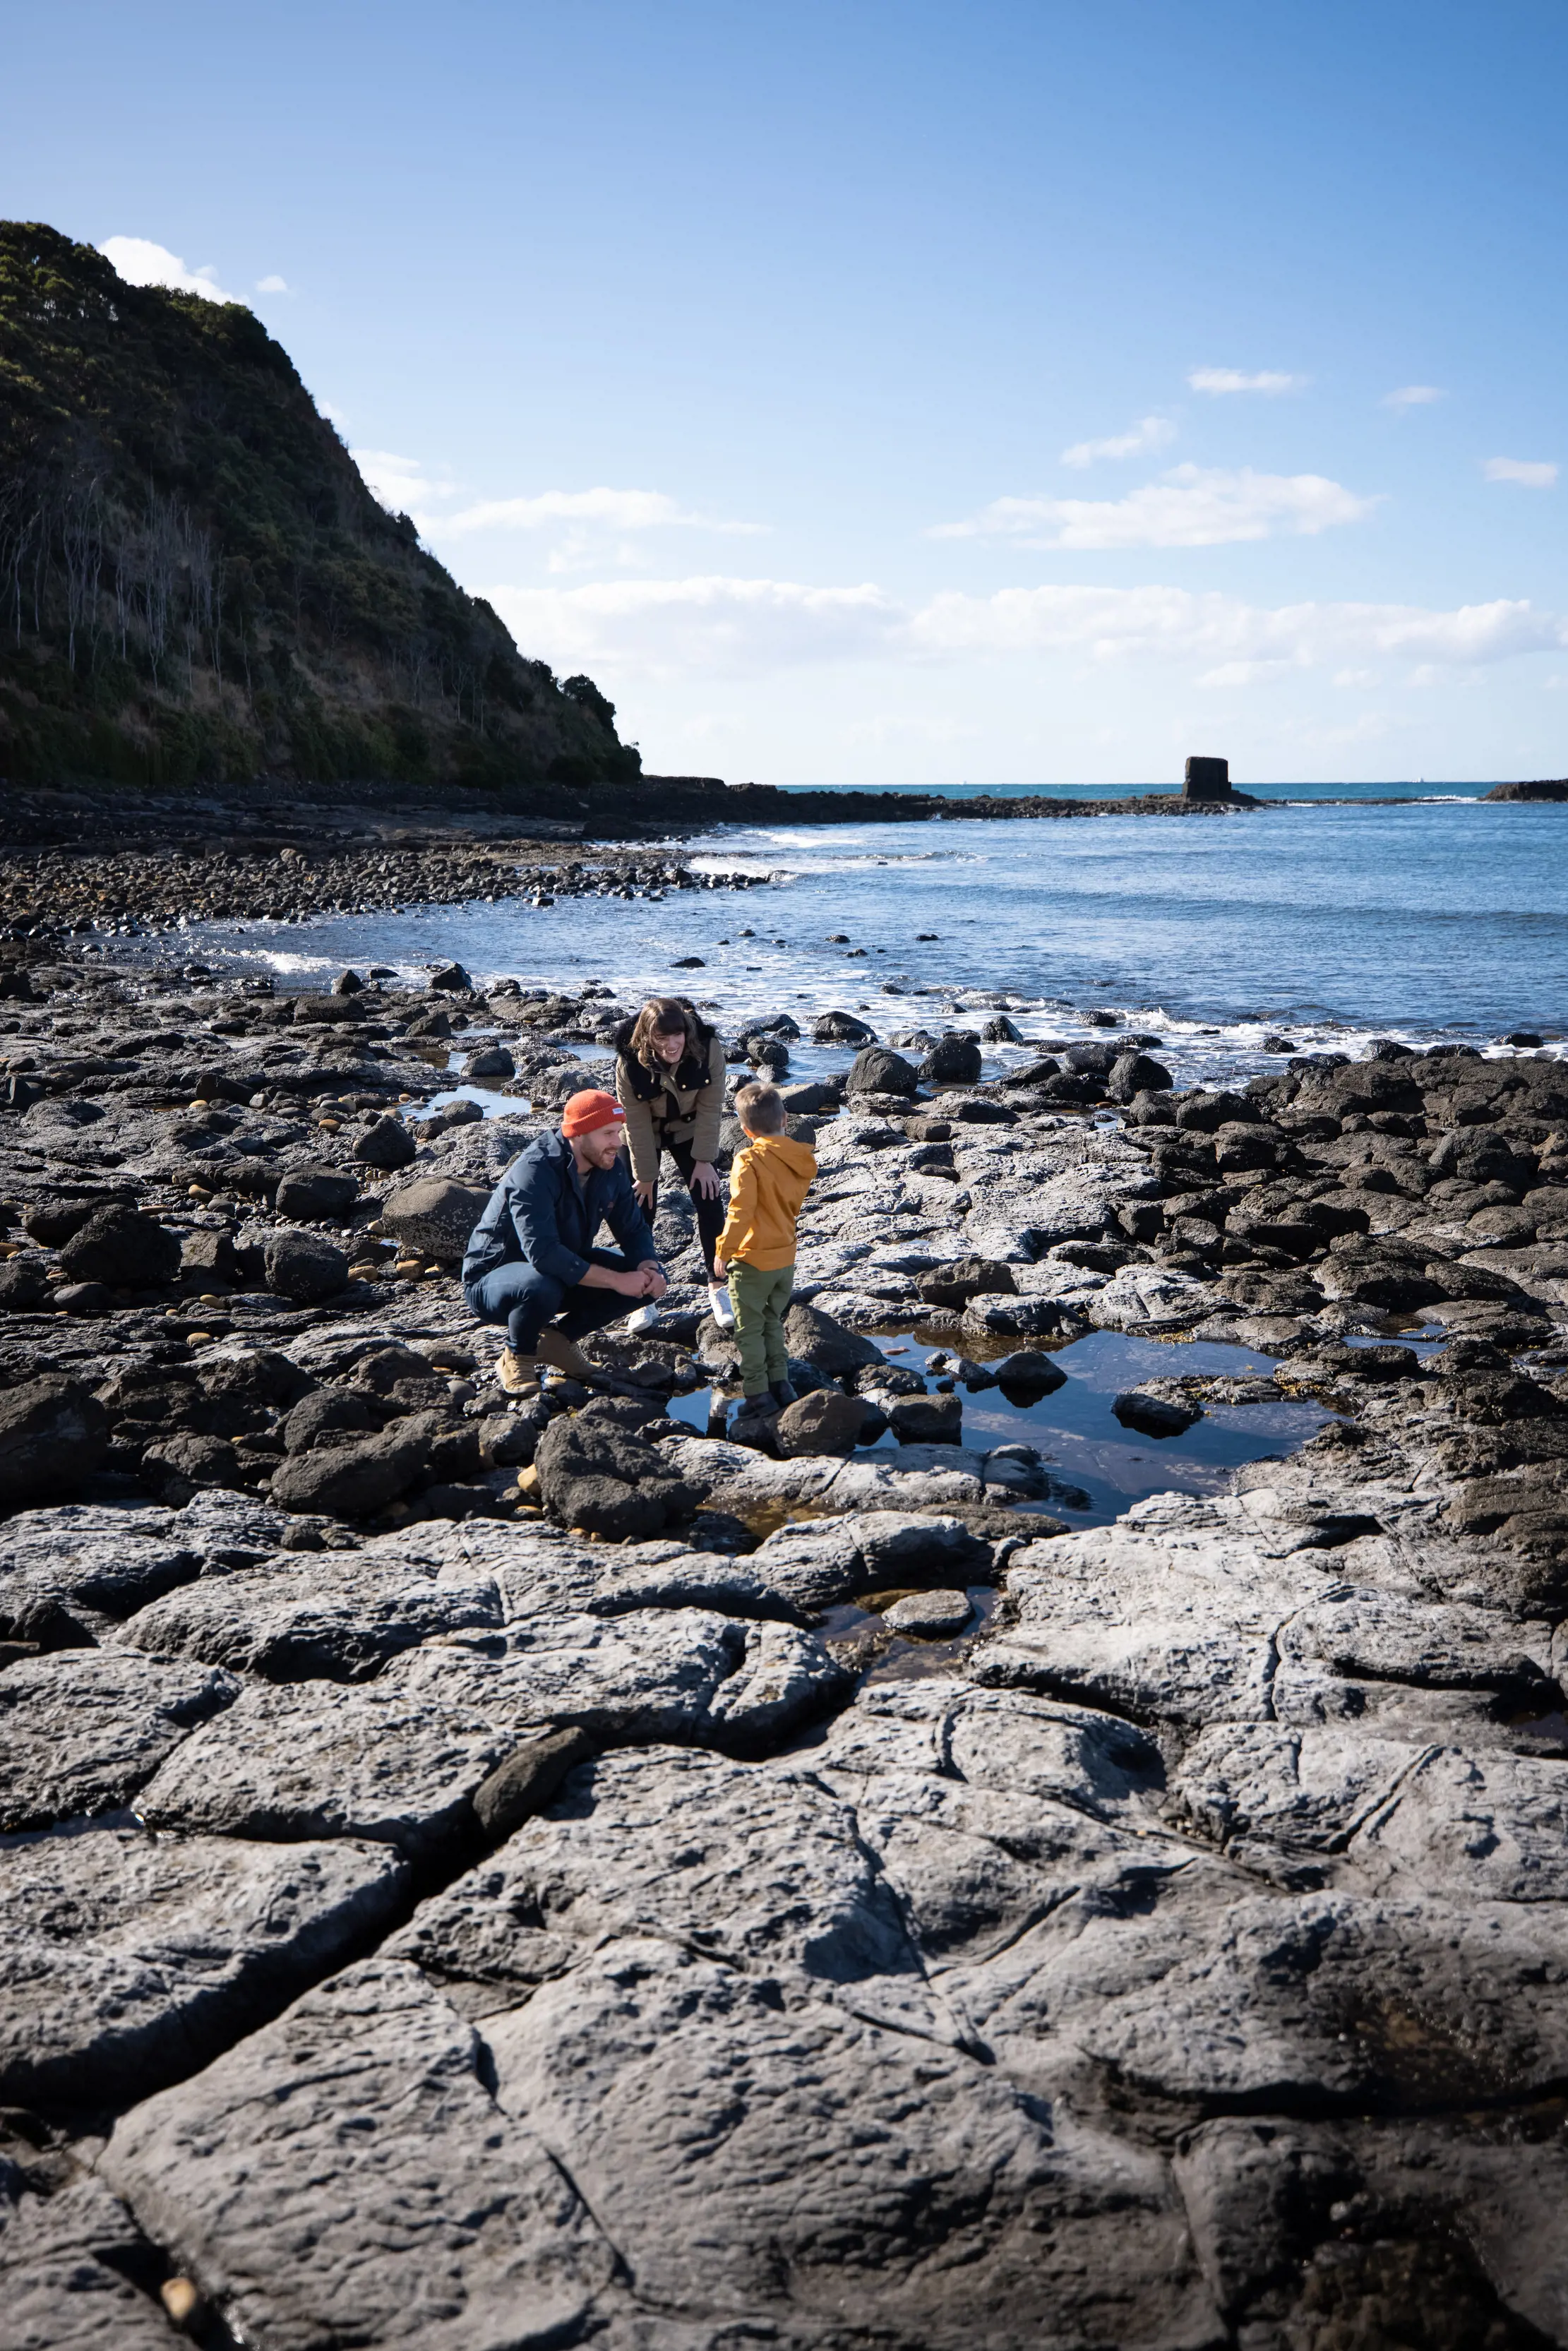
[
  {"x1": 496, "y1": 1348, "x2": 541, "y2": 1394},
  {"x1": 535, "y1": 1328, "x2": 596, "y2": 1380}
]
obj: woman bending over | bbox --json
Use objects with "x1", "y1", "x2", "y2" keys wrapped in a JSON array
[{"x1": 613, "y1": 995, "x2": 732, "y2": 1327}]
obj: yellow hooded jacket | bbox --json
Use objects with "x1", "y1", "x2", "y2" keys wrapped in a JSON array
[{"x1": 717, "y1": 1133, "x2": 817, "y2": 1271}]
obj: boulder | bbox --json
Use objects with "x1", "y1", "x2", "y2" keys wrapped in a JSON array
[
  {"x1": 1108, "y1": 1051, "x2": 1173, "y2": 1101},
  {"x1": 269, "y1": 1420, "x2": 433, "y2": 1518},
  {"x1": 274, "y1": 1166, "x2": 359, "y2": 1221},
  {"x1": 882, "y1": 1588, "x2": 972, "y2": 1636},
  {"x1": 532, "y1": 1417, "x2": 699, "y2": 1540},
  {"x1": 282, "y1": 1387, "x2": 376, "y2": 1452},
  {"x1": 355, "y1": 1112, "x2": 419, "y2": 1170},
  {"x1": 381, "y1": 1177, "x2": 489, "y2": 1264},
  {"x1": 428, "y1": 961, "x2": 472, "y2": 991},
  {"x1": 0, "y1": 1257, "x2": 47, "y2": 1308},
  {"x1": 917, "y1": 1257, "x2": 1017, "y2": 1308},
  {"x1": 0, "y1": 1379, "x2": 108, "y2": 1507},
  {"x1": 333, "y1": 967, "x2": 366, "y2": 994},
  {"x1": 992, "y1": 1350, "x2": 1068, "y2": 1393},
  {"x1": 1174, "y1": 1089, "x2": 1260, "y2": 1132},
  {"x1": 179, "y1": 1226, "x2": 241, "y2": 1284},
  {"x1": 1113, "y1": 1387, "x2": 1202, "y2": 1438},
  {"x1": 889, "y1": 1392, "x2": 963, "y2": 1444},
  {"x1": 774, "y1": 1389, "x2": 867, "y2": 1457},
  {"x1": 462, "y1": 1043, "x2": 515, "y2": 1082},
  {"x1": 23, "y1": 1193, "x2": 127, "y2": 1247},
  {"x1": 142, "y1": 1432, "x2": 244, "y2": 1502},
  {"x1": 59, "y1": 1202, "x2": 181, "y2": 1288},
  {"x1": 813, "y1": 1010, "x2": 875, "y2": 1045},
  {"x1": 784, "y1": 1300, "x2": 886, "y2": 1375},
  {"x1": 918, "y1": 1033, "x2": 983, "y2": 1085},
  {"x1": 847, "y1": 1045, "x2": 919, "y2": 1097},
  {"x1": 263, "y1": 1228, "x2": 349, "y2": 1303}
]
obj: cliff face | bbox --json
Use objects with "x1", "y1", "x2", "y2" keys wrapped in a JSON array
[{"x1": 0, "y1": 222, "x2": 638, "y2": 794}]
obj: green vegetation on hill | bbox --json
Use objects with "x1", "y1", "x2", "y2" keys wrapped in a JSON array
[{"x1": 0, "y1": 222, "x2": 638, "y2": 794}]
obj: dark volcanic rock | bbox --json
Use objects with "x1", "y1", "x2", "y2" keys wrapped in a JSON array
[
  {"x1": 848, "y1": 1045, "x2": 919, "y2": 1097},
  {"x1": 1108, "y1": 1051, "x2": 1173, "y2": 1101},
  {"x1": 774, "y1": 1389, "x2": 867, "y2": 1456},
  {"x1": 59, "y1": 1202, "x2": 180, "y2": 1288},
  {"x1": 533, "y1": 1417, "x2": 698, "y2": 1539},
  {"x1": 0, "y1": 1647, "x2": 239, "y2": 1831},
  {"x1": 919, "y1": 1033, "x2": 983, "y2": 1085},
  {"x1": 355, "y1": 1111, "x2": 419, "y2": 1169},
  {"x1": 275, "y1": 1166, "x2": 360, "y2": 1221},
  {"x1": 282, "y1": 1387, "x2": 376, "y2": 1452},
  {"x1": 0, "y1": 1257, "x2": 48, "y2": 1308},
  {"x1": 264, "y1": 1228, "x2": 350, "y2": 1303},
  {"x1": 380, "y1": 1177, "x2": 489, "y2": 1262},
  {"x1": 784, "y1": 1300, "x2": 886, "y2": 1374},
  {"x1": 269, "y1": 1420, "x2": 433, "y2": 1518},
  {"x1": 0, "y1": 1380, "x2": 108, "y2": 1507}
]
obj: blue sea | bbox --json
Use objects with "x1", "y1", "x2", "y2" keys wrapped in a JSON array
[{"x1": 148, "y1": 789, "x2": 1568, "y2": 1091}]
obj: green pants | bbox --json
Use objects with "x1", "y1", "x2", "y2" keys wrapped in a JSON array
[{"x1": 727, "y1": 1259, "x2": 794, "y2": 1394}]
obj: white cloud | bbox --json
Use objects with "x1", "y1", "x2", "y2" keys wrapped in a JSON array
[
  {"x1": 930, "y1": 465, "x2": 1377, "y2": 550},
  {"x1": 477, "y1": 572, "x2": 1568, "y2": 685},
  {"x1": 351, "y1": 448, "x2": 460, "y2": 519},
  {"x1": 1483, "y1": 457, "x2": 1558, "y2": 487},
  {"x1": 1382, "y1": 384, "x2": 1444, "y2": 409},
  {"x1": 1187, "y1": 366, "x2": 1306, "y2": 395},
  {"x1": 441, "y1": 487, "x2": 764, "y2": 537},
  {"x1": 1060, "y1": 416, "x2": 1175, "y2": 469},
  {"x1": 485, "y1": 576, "x2": 900, "y2": 678},
  {"x1": 256, "y1": 273, "x2": 289, "y2": 294},
  {"x1": 98, "y1": 237, "x2": 238, "y2": 304}
]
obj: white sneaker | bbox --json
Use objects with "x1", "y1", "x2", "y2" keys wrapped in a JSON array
[
  {"x1": 626, "y1": 1302, "x2": 662, "y2": 1334},
  {"x1": 708, "y1": 1283, "x2": 736, "y2": 1331}
]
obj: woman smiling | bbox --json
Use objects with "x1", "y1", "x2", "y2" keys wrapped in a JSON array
[{"x1": 612, "y1": 995, "x2": 732, "y2": 1327}]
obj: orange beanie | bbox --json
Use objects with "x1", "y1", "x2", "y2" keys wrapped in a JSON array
[{"x1": 562, "y1": 1089, "x2": 626, "y2": 1138}]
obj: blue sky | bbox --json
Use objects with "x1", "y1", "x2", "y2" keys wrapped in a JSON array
[{"x1": 5, "y1": 0, "x2": 1567, "y2": 783}]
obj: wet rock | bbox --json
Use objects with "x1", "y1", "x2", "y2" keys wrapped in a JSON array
[
  {"x1": 0, "y1": 1648, "x2": 239, "y2": 1831},
  {"x1": 774, "y1": 1387, "x2": 867, "y2": 1456},
  {"x1": 917, "y1": 1255, "x2": 1017, "y2": 1308},
  {"x1": 0, "y1": 1380, "x2": 108, "y2": 1509},
  {"x1": 141, "y1": 1431, "x2": 244, "y2": 1502},
  {"x1": 282, "y1": 1385, "x2": 375, "y2": 1451},
  {"x1": 882, "y1": 1587, "x2": 971, "y2": 1635},
  {"x1": 919, "y1": 1033, "x2": 983, "y2": 1085},
  {"x1": 1108, "y1": 1050, "x2": 1173, "y2": 1100},
  {"x1": 1113, "y1": 1386, "x2": 1202, "y2": 1437},
  {"x1": 890, "y1": 1391, "x2": 964, "y2": 1444},
  {"x1": 273, "y1": 1166, "x2": 359, "y2": 1221},
  {"x1": 462, "y1": 1043, "x2": 515, "y2": 1082},
  {"x1": 59, "y1": 1202, "x2": 180, "y2": 1288},
  {"x1": 379, "y1": 1176, "x2": 488, "y2": 1262},
  {"x1": 848, "y1": 1044, "x2": 919, "y2": 1096},
  {"x1": 813, "y1": 1010, "x2": 875, "y2": 1044},
  {"x1": 991, "y1": 1348, "x2": 1068, "y2": 1392},
  {"x1": 427, "y1": 960, "x2": 472, "y2": 991},
  {"x1": 532, "y1": 1417, "x2": 698, "y2": 1538},
  {"x1": 0, "y1": 1823, "x2": 406, "y2": 2106},
  {"x1": 354, "y1": 1111, "x2": 418, "y2": 1169},
  {"x1": 263, "y1": 1228, "x2": 349, "y2": 1303},
  {"x1": 471, "y1": 1725, "x2": 599, "y2": 1841}
]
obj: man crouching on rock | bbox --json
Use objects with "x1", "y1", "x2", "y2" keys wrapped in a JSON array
[{"x1": 462, "y1": 1089, "x2": 666, "y2": 1392}]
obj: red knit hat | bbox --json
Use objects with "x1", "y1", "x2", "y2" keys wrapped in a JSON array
[{"x1": 562, "y1": 1089, "x2": 626, "y2": 1138}]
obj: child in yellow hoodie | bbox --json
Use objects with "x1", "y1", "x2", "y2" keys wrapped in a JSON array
[{"x1": 713, "y1": 1080, "x2": 817, "y2": 1423}]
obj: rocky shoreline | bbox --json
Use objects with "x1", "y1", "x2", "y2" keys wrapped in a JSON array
[{"x1": 5, "y1": 933, "x2": 1568, "y2": 2346}]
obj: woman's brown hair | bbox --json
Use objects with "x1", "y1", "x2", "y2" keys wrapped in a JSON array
[{"x1": 627, "y1": 995, "x2": 698, "y2": 1073}]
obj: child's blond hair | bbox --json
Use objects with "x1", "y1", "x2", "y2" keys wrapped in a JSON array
[{"x1": 734, "y1": 1081, "x2": 784, "y2": 1135}]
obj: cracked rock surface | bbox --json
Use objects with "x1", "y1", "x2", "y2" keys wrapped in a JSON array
[{"x1": 4, "y1": 952, "x2": 1568, "y2": 2345}]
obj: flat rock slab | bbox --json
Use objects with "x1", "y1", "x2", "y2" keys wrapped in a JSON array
[
  {"x1": 0, "y1": 1647, "x2": 239, "y2": 1831},
  {"x1": 136, "y1": 1610, "x2": 849, "y2": 1855},
  {"x1": 0, "y1": 1821, "x2": 405, "y2": 2105},
  {"x1": 1, "y1": 2174, "x2": 178, "y2": 2351},
  {"x1": 117, "y1": 1555, "x2": 503, "y2": 1682},
  {"x1": 101, "y1": 1958, "x2": 614, "y2": 2351}
]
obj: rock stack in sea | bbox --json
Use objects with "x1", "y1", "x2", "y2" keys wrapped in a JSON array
[{"x1": 4, "y1": 945, "x2": 1568, "y2": 2345}]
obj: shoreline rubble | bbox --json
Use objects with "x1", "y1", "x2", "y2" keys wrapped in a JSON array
[{"x1": 3, "y1": 892, "x2": 1568, "y2": 2342}]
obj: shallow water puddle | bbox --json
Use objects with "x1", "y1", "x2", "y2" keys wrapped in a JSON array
[{"x1": 665, "y1": 1327, "x2": 1336, "y2": 1529}]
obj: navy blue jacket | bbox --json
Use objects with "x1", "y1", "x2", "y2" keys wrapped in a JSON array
[{"x1": 462, "y1": 1129, "x2": 659, "y2": 1289}]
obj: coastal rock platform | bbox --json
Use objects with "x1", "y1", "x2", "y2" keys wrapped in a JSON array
[{"x1": 4, "y1": 943, "x2": 1568, "y2": 2347}]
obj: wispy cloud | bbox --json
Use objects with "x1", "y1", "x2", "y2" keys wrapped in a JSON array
[
  {"x1": 441, "y1": 487, "x2": 765, "y2": 537},
  {"x1": 351, "y1": 449, "x2": 458, "y2": 518},
  {"x1": 256, "y1": 273, "x2": 289, "y2": 294},
  {"x1": 930, "y1": 465, "x2": 1377, "y2": 550},
  {"x1": 1187, "y1": 366, "x2": 1306, "y2": 395},
  {"x1": 1060, "y1": 416, "x2": 1175, "y2": 469},
  {"x1": 480, "y1": 573, "x2": 1568, "y2": 684},
  {"x1": 1483, "y1": 456, "x2": 1557, "y2": 487},
  {"x1": 99, "y1": 236, "x2": 238, "y2": 304},
  {"x1": 1382, "y1": 384, "x2": 1444, "y2": 409}
]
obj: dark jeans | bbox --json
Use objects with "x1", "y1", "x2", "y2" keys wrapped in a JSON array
[
  {"x1": 464, "y1": 1248, "x2": 640, "y2": 1356},
  {"x1": 649, "y1": 1136, "x2": 726, "y2": 1280}
]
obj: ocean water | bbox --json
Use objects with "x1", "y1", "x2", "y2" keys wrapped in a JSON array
[{"x1": 152, "y1": 797, "x2": 1568, "y2": 1091}]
